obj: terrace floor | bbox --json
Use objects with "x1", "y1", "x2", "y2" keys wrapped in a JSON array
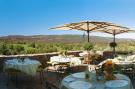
[
  {"x1": 0, "y1": 71, "x2": 60, "y2": 89},
  {"x1": 0, "y1": 71, "x2": 135, "y2": 89}
]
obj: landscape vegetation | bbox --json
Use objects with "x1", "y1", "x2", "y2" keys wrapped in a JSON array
[{"x1": 0, "y1": 35, "x2": 135, "y2": 55}]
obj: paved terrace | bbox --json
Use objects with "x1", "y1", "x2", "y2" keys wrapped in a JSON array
[
  {"x1": 0, "y1": 51, "x2": 135, "y2": 89},
  {"x1": 0, "y1": 71, "x2": 60, "y2": 89},
  {"x1": 0, "y1": 70, "x2": 135, "y2": 89}
]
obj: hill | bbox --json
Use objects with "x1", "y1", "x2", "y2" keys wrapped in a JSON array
[{"x1": 0, "y1": 35, "x2": 134, "y2": 43}]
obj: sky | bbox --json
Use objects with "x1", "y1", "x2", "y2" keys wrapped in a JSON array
[{"x1": 0, "y1": 0, "x2": 135, "y2": 39}]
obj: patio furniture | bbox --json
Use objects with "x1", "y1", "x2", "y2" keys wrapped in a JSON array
[
  {"x1": 45, "y1": 80, "x2": 60, "y2": 89},
  {"x1": 37, "y1": 65, "x2": 46, "y2": 84},
  {"x1": 5, "y1": 68, "x2": 22, "y2": 86},
  {"x1": 121, "y1": 66, "x2": 135, "y2": 80},
  {"x1": 60, "y1": 72, "x2": 133, "y2": 89},
  {"x1": 4, "y1": 58, "x2": 41, "y2": 76},
  {"x1": 55, "y1": 62, "x2": 71, "y2": 83},
  {"x1": 4, "y1": 58, "x2": 42, "y2": 87},
  {"x1": 66, "y1": 64, "x2": 88, "y2": 74},
  {"x1": 50, "y1": 56, "x2": 81, "y2": 66}
]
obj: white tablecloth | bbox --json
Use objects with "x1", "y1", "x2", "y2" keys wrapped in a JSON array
[
  {"x1": 61, "y1": 72, "x2": 133, "y2": 89},
  {"x1": 98, "y1": 58, "x2": 135, "y2": 68},
  {"x1": 79, "y1": 51, "x2": 103, "y2": 57},
  {"x1": 50, "y1": 56, "x2": 81, "y2": 66},
  {"x1": 4, "y1": 58, "x2": 41, "y2": 76}
]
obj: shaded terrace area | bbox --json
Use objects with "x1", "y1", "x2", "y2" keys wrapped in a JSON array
[{"x1": 0, "y1": 51, "x2": 135, "y2": 89}]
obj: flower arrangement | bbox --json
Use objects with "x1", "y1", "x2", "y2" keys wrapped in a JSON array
[{"x1": 102, "y1": 60, "x2": 117, "y2": 80}]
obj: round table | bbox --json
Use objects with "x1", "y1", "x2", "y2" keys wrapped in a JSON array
[
  {"x1": 4, "y1": 58, "x2": 41, "y2": 76},
  {"x1": 60, "y1": 72, "x2": 133, "y2": 89}
]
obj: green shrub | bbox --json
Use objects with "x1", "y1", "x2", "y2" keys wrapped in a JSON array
[{"x1": 83, "y1": 42, "x2": 94, "y2": 51}]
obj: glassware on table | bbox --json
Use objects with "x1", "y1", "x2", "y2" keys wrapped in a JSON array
[
  {"x1": 85, "y1": 72, "x2": 90, "y2": 79},
  {"x1": 95, "y1": 67, "x2": 105, "y2": 81}
]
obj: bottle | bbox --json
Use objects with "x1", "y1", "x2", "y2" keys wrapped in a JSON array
[
  {"x1": 85, "y1": 72, "x2": 89, "y2": 79},
  {"x1": 85, "y1": 66, "x2": 90, "y2": 79}
]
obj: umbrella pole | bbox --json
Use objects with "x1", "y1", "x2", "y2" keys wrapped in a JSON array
[
  {"x1": 87, "y1": 30, "x2": 90, "y2": 42},
  {"x1": 113, "y1": 33, "x2": 116, "y2": 58},
  {"x1": 87, "y1": 21, "x2": 90, "y2": 42}
]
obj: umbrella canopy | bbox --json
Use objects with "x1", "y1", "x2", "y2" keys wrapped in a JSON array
[
  {"x1": 49, "y1": 21, "x2": 117, "y2": 42},
  {"x1": 95, "y1": 22, "x2": 135, "y2": 57}
]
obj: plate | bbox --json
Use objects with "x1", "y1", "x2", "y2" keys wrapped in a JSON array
[
  {"x1": 64, "y1": 77, "x2": 75, "y2": 83},
  {"x1": 72, "y1": 72, "x2": 85, "y2": 78},
  {"x1": 105, "y1": 80, "x2": 128, "y2": 88},
  {"x1": 69, "y1": 81, "x2": 92, "y2": 89}
]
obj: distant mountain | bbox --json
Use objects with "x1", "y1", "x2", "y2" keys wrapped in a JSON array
[{"x1": 0, "y1": 35, "x2": 134, "y2": 43}]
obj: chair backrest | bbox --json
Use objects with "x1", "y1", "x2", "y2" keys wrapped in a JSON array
[
  {"x1": 56, "y1": 63, "x2": 70, "y2": 73},
  {"x1": 5, "y1": 68, "x2": 21, "y2": 74},
  {"x1": 67, "y1": 65, "x2": 88, "y2": 73},
  {"x1": 45, "y1": 81, "x2": 59, "y2": 89},
  {"x1": 103, "y1": 51, "x2": 114, "y2": 59}
]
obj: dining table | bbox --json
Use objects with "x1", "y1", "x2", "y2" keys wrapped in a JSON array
[
  {"x1": 4, "y1": 58, "x2": 41, "y2": 76},
  {"x1": 50, "y1": 56, "x2": 81, "y2": 66},
  {"x1": 60, "y1": 72, "x2": 133, "y2": 89}
]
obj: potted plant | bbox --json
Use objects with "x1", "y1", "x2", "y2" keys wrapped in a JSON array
[
  {"x1": 109, "y1": 42, "x2": 117, "y2": 48},
  {"x1": 109, "y1": 42, "x2": 117, "y2": 57},
  {"x1": 83, "y1": 42, "x2": 94, "y2": 64},
  {"x1": 83, "y1": 42, "x2": 94, "y2": 51}
]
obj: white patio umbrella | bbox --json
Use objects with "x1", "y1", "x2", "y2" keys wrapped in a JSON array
[
  {"x1": 49, "y1": 21, "x2": 117, "y2": 42},
  {"x1": 95, "y1": 22, "x2": 135, "y2": 57}
]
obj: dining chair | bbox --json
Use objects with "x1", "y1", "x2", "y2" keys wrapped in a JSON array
[
  {"x1": 36, "y1": 65, "x2": 46, "y2": 84},
  {"x1": 67, "y1": 64, "x2": 88, "y2": 74},
  {"x1": 36, "y1": 55, "x2": 50, "y2": 84},
  {"x1": 121, "y1": 67, "x2": 135, "y2": 80},
  {"x1": 45, "y1": 61, "x2": 59, "y2": 72},
  {"x1": 45, "y1": 80, "x2": 60, "y2": 89},
  {"x1": 4, "y1": 68, "x2": 21, "y2": 86},
  {"x1": 54, "y1": 62, "x2": 70, "y2": 83}
]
